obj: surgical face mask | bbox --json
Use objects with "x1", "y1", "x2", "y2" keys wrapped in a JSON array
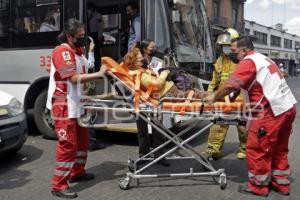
[
  {"x1": 237, "y1": 53, "x2": 247, "y2": 61},
  {"x1": 235, "y1": 48, "x2": 248, "y2": 61},
  {"x1": 74, "y1": 37, "x2": 86, "y2": 47},
  {"x1": 222, "y1": 46, "x2": 232, "y2": 55},
  {"x1": 149, "y1": 48, "x2": 158, "y2": 57}
]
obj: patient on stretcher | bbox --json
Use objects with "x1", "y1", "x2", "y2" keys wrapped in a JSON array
[
  {"x1": 100, "y1": 48, "x2": 243, "y2": 113},
  {"x1": 120, "y1": 47, "x2": 210, "y2": 100}
]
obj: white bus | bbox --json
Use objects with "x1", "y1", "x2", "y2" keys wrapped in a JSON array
[{"x1": 0, "y1": 0, "x2": 214, "y2": 139}]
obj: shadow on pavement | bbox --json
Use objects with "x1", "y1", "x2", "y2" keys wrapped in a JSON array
[
  {"x1": 0, "y1": 145, "x2": 43, "y2": 190},
  {"x1": 71, "y1": 161, "x2": 126, "y2": 192},
  {"x1": 212, "y1": 158, "x2": 248, "y2": 184},
  {"x1": 95, "y1": 130, "x2": 138, "y2": 148},
  {"x1": 134, "y1": 178, "x2": 217, "y2": 189}
]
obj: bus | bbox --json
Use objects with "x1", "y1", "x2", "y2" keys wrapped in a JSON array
[{"x1": 0, "y1": 0, "x2": 214, "y2": 139}]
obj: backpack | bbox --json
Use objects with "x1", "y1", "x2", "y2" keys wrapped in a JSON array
[{"x1": 159, "y1": 68, "x2": 192, "y2": 91}]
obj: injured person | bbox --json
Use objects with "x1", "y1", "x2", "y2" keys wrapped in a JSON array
[
  {"x1": 120, "y1": 47, "x2": 210, "y2": 100},
  {"x1": 100, "y1": 49, "x2": 243, "y2": 115}
]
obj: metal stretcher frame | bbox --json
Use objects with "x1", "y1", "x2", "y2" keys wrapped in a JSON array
[{"x1": 81, "y1": 71, "x2": 246, "y2": 190}]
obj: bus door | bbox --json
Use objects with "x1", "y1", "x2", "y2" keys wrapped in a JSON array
[
  {"x1": 84, "y1": 0, "x2": 141, "y2": 61},
  {"x1": 142, "y1": 0, "x2": 173, "y2": 66}
]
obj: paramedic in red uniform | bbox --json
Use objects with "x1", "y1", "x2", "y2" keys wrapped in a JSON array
[
  {"x1": 205, "y1": 37, "x2": 297, "y2": 197},
  {"x1": 46, "y1": 19, "x2": 107, "y2": 199}
]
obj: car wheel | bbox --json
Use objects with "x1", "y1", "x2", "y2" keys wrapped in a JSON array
[{"x1": 34, "y1": 90, "x2": 57, "y2": 140}]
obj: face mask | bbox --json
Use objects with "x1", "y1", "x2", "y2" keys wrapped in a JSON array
[
  {"x1": 222, "y1": 46, "x2": 232, "y2": 55},
  {"x1": 149, "y1": 48, "x2": 158, "y2": 57},
  {"x1": 74, "y1": 37, "x2": 86, "y2": 47},
  {"x1": 237, "y1": 50, "x2": 247, "y2": 61},
  {"x1": 228, "y1": 53, "x2": 239, "y2": 64}
]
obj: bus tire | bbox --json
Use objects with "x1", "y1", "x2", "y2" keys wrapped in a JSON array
[{"x1": 33, "y1": 90, "x2": 57, "y2": 140}]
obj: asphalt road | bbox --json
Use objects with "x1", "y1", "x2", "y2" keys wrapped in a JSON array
[{"x1": 1, "y1": 78, "x2": 300, "y2": 200}]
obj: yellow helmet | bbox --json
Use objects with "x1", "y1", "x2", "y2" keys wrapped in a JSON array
[{"x1": 216, "y1": 28, "x2": 240, "y2": 45}]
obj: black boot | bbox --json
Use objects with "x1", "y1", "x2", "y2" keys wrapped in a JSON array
[
  {"x1": 51, "y1": 188, "x2": 78, "y2": 199},
  {"x1": 89, "y1": 141, "x2": 106, "y2": 152},
  {"x1": 69, "y1": 173, "x2": 95, "y2": 183},
  {"x1": 89, "y1": 128, "x2": 106, "y2": 152}
]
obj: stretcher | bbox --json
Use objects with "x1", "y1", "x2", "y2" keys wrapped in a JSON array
[{"x1": 80, "y1": 57, "x2": 246, "y2": 190}]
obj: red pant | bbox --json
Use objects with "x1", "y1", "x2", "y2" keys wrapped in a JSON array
[
  {"x1": 246, "y1": 106, "x2": 296, "y2": 195},
  {"x1": 51, "y1": 99, "x2": 89, "y2": 191}
]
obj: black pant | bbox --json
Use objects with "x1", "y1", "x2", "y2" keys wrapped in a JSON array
[
  {"x1": 89, "y1": 128, "x2": 97, "y2": 144},
  {"x1": 136, "y1": 114, "x2": 166, "y2": 157}
]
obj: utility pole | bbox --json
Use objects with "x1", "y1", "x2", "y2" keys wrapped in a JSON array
[{"x1": 295, "y1": 45, "x2": 299, "y2": 77}]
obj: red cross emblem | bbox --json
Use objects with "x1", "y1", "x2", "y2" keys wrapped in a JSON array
[{"x1": 265, "y1": 58, "x2": 283, "y2": 79}]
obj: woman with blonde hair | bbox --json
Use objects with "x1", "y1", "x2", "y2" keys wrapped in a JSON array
[{"x1": 122, "y1": 47, "x2": 207, "y2": 99}]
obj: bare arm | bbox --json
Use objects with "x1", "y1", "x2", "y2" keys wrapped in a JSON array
[
  {"x1": 70, "y1": 65, "x2": 107, "y2": 84},
  {"x1": 205, "y1": 83, "x2": 237, "y2": 103},
  {"x1": 141, "y1": 70, "x2": 170, "y2": 90},
  {"x1": 214, "y1": 83, "x2": 236, "y2": 101}
]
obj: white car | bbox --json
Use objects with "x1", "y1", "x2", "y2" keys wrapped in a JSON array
[{"x1": 0, "y1": 91, "x2": 27, "y2": 154}]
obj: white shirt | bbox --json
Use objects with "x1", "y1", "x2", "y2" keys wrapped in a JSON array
[
  {"x1": 147, "y1": 57, "x2": 164, "y2": 74},
  {"x1": 39, "y1": 22, "x2": 57, "y2": 32}
]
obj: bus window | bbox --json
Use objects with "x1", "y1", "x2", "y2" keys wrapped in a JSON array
[
  {"x1": 86, "y1": 0, "x2": 133, "y2": 60},
  {"x1": 36, "y1": 0, "x2": 59, "y2": 6},
  {"x1": 102, "y1": 13, "x2": 120, "y2": 45},
  {"x1": 11, "y1": 0, "x2": 61, "y2": 48},
  {"x1": 168, "y1": 0, "x2": 213, "y2": 64},
  {"x1": 0, "y1": 0, "x2": 10, "y2": 48},
  {"x1": 64, "y1": 0, "x2": 79, "y2": 22}
]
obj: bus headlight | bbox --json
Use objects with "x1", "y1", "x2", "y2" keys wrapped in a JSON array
[{"x1": 7, "y1": 98, "x2": 24, "y2": 117}]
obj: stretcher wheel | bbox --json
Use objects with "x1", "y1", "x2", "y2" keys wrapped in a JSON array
[
  {"x1": 219, "y1": 173, "x2": 227, "y2": 190},
  {"x1": 119, "y1": 177, "x2": 131, "y2": 190}
]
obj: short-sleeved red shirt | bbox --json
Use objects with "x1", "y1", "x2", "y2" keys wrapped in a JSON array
[
  {"x1": 52, "y1": 45, "x2": 78, "y2": 80},
  {"x1": 51, "y1": 45, "x2": 80, "y2": 96}
]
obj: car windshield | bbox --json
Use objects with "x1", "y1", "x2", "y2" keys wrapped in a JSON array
[{"x1": 169, "y1": 0, "x2": 213, "y2": 63}]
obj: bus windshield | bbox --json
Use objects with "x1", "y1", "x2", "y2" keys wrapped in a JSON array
[{"x1": 169, "y1": 0, "x2": 213, "y2": 63}]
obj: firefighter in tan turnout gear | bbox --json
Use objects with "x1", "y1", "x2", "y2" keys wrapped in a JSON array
[{"x1": 203, "y1": 28, "x2": 247, "y2": 160}]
